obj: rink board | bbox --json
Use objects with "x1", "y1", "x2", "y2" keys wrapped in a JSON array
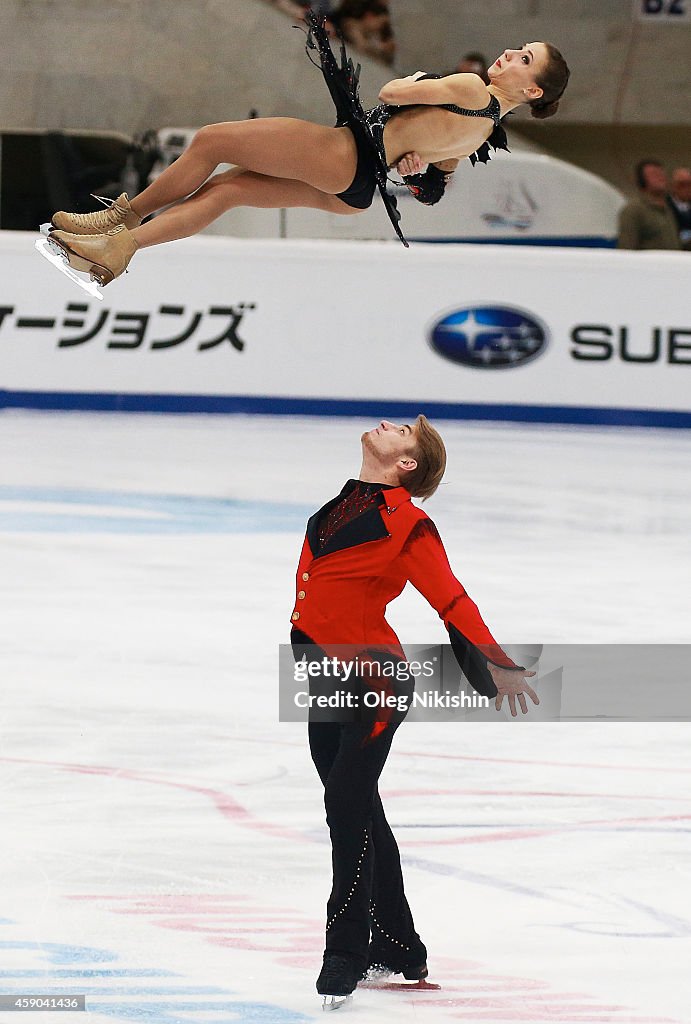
[{"x1": 1, "y1": 231, "x2": 689, "y2": 426}]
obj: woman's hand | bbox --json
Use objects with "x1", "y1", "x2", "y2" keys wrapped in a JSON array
[{"x1": 396, "y1": 152, "x2": 425, "y2": 177}]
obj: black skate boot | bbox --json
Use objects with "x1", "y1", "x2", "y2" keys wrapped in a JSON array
[
  {"x1": 316, "y1": 952, "x2": 362, "y2": 1010},
  {"x1": 363, "y1": 941, "x2": 440, "y2": 990}
]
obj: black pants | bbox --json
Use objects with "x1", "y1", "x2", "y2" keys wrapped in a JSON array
[{"x1": 292, "y1": 630, "x2": 425, "y2": 971}]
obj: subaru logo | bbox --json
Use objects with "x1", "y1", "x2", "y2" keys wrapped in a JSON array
[{"x1": 429, "y1": 305, "x2": 548, "y2": 369}]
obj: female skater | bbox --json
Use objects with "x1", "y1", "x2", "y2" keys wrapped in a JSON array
[{"x1": 47, "y1": 16, "x2": 569, "y2": 284}]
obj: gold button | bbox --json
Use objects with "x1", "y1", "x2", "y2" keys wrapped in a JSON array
[
  {"x1": 297, "y1": 590, "x2": 306, "y2": 600},
  {"x1": 291, "y1": 611, "x2": 300, "y2": 622},
  {"x1": 302, "y1": 572, "x2": 310, "y2": 582}
]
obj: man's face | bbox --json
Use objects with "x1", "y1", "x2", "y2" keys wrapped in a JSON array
[
  {"x1": 672, "y1": 169, "x2": 691, "y2": 202},
  {"x1": 642, "y1": 163, "x2": 668, "y2": 194},
  {"x1": 361, "y1": 420, "x2": 417, "y2": 467},
  {"x1": 362, "y1": 11, "x2": 389, "y2": 31}
]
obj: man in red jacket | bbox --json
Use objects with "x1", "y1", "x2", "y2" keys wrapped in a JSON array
[{"x1": 291, "y1": 415, "x2": 537, "y2": 1008}]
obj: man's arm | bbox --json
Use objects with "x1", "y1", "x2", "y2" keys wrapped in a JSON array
[{"x1": 400, "y1": 518, "x2": 537, "y2": 711}]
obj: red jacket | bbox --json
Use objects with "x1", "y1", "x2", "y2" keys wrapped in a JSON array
[{"x1": 291, "y1": 481, "x2": 519, "y2": 697}]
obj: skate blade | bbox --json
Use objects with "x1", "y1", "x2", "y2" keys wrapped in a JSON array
[
  {"x1": 359, "y1": 977, "x2": 441, "y2": 991},
  {"x1": 34, "y1": 238, "x2": 104, "y2": 301},
  {"x1": 322, "y1": 994, "x2": 352, "y2": 1011},
  {"x1": 384, "y1": 979, "x2": 441, "y2": 991}
]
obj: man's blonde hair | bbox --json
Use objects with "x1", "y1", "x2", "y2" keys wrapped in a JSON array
[{"x1": 403, "y1": 415, "x2": 446, "y2": 500}]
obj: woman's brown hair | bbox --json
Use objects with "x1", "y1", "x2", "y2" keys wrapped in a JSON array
[{"x1": 530, "y1": 43, "x2": 570, "y2": 120}]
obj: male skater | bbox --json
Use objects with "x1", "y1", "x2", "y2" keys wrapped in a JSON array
[{"x1": 290, "y1": 416, "x2": 537, "y2": 1008}]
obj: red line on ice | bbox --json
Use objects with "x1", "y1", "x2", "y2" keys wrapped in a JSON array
[
  {"x1": 0, "y1": 754, "x2": 312, "y2": 845},
  {"x1": 395, "y1": 749, "x2": 691, "y2": 776}
]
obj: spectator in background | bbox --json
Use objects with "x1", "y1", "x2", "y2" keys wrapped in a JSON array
[
  {"x1": 668, "y1": 166, "x2": 691, "y2": 250},
  {"x1": 332, "y1": 0, "x2": 395, "y2": 65},
  {"x1": 618, "y1": 160, "x2": 681, "y2": 251},
  {"x1": 454, "y1": 51, "x2": 490, "y2": 85},
  {"x1": 270, "y1": 0, "x2": 337, "y2": 35}
]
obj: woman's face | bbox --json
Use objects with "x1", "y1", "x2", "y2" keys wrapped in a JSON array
[{"x1": 487, "y1": 42, "x2": 548, "y2": 99}]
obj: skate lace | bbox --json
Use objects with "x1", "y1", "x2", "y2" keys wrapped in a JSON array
[{"x1": 74, "y1": 195, "x2": 126, "y2": 230}]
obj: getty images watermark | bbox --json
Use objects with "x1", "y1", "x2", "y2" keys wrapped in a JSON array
[
  {"x1": 292, "y1": 651, "x2": 489, "y2": 714},
  {"x1": 278, "y1": 644, "x2": 691, "y2": 722}
]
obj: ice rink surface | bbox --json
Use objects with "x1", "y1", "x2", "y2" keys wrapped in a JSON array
[{"x1": 1, "y1": 410, "x2": 690, "y2": 1024}]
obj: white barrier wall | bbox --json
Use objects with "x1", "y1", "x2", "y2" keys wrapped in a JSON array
[{"x1": 1, "y1": 231, "x2": 689, "y2": 427}]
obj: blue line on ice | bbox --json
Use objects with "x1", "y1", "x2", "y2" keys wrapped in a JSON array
[
  {"x1": 0, "y1": 933, "x2": 311, "y2": 1023},
  {"x1": 0, "y1": 487, "x2": 312, "y2": 534}
]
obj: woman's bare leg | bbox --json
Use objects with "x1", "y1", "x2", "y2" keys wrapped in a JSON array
[
  {"x1": 131, "y1": 119, "x2": 358, "y2": 219},
  {"x1": 131, "y1": 168, "x2": 360, "y2": 249}
]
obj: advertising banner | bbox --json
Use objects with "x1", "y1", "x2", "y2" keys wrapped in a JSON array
[{"x1": 1, "y1": 231, "x2": 689, "y2": 426}]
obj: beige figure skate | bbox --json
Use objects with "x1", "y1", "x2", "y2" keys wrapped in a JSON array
[
  {"x1": 40, "y1": 224, "x2": 138, "y2": 292},
  {"x1": 50, "y1": 192, "x2": 141, "y2": 234}
]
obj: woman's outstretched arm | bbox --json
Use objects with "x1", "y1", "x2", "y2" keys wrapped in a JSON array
[{"x1": 378, "y1": 72, "x2": 488, "y2": 107}]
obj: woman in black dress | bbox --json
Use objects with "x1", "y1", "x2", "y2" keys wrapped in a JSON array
[{"x1": 47, "y1": 17, "x2": 569, "y2": 282}]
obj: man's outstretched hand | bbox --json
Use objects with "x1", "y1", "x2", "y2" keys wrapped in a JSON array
[{"x1": 487, "y1": 665, "x2": 539, "y2": 717}]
